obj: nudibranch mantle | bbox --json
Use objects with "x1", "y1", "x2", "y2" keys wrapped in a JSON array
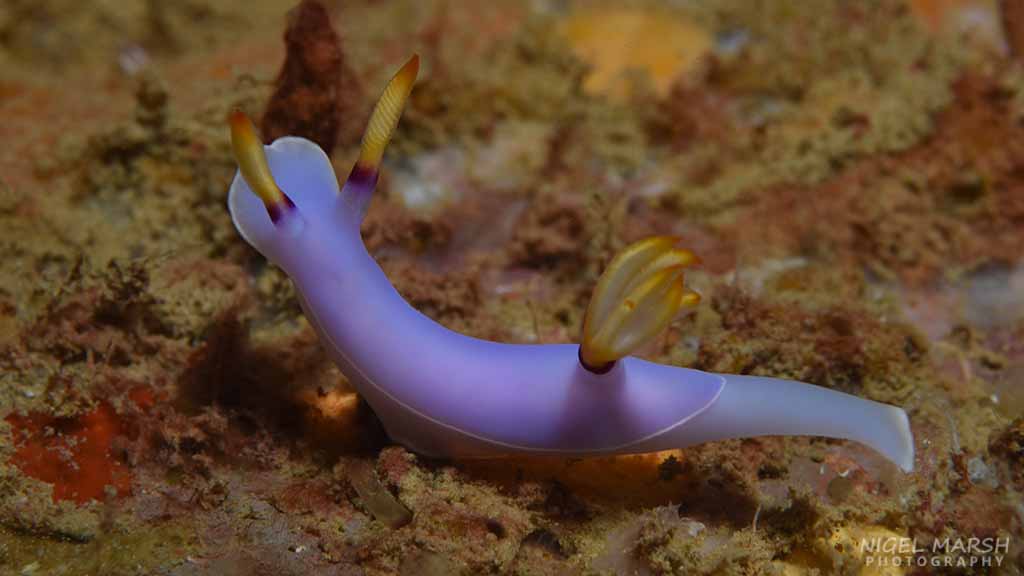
[
  {"x1": 230, "y1": 135, "x2": 726, "y2": 454},
  {"x1": 227, "y1": 57, "x2": 915, "y2": 472}
]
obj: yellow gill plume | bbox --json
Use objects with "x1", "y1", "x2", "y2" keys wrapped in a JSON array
[{"x1": 580, "y1": 237, "x2": 701, "y2": 370}]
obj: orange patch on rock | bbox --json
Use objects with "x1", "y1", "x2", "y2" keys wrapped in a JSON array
[
  {"x1": 6, "y1": 403, "x2": 131, "y2": 504},
  {"x1": 560, "y1": 7, "x2": 711, "y2": 101}
]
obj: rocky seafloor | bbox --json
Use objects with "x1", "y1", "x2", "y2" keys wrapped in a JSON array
[{"x1": 0, "y1": 0, "x2": 1022, "y2": 574}]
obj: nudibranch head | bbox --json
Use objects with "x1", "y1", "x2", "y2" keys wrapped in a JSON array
[
  {"x1": 227, "y1": 55, "x2": 420, "y2": 257},
  {"x1": 580, "y1": 236, "x2": 701, "y2": 371}
]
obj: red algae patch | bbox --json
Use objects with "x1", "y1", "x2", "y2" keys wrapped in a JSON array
[{"x1": 6, "y1": 403, "x2": 131, "y2": 504}]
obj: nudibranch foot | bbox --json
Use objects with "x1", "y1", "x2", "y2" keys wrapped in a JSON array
[
  {"x1": 226, "y1": 55, "x2": 916, "y2": 474},
  {"x1": 675, "y1": 374, "x2": 916, "y2": 473}
]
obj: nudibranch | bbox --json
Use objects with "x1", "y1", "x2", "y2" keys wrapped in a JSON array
[{"x1": 227, "y1": 55, "x2": 915, "y2": 472}]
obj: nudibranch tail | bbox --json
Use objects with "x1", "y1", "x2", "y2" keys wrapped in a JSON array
[
  {"x1": 344, "y1": 54, "x2": 420, "y2": 218},
  {"x1": 228, "y1": 110, "x2": 296, "y2": 223},
  {"x1": 581, "y1": 237, "x2": 701, "y2": 370}
]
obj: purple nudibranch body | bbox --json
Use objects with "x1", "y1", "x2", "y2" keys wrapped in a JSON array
[{"x1": 227, "y1": 58, "x2": 915, "y2": 473}]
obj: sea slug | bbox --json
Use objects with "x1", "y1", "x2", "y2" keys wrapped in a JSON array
[{"x1": 226, "y1": 55, "x2": 915, "y2": 472}]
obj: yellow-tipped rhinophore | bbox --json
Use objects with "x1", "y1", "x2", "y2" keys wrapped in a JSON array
[
  {"x1": 580, "y1": 237, "x2": 701, "y2": 370},
  {"x1": 229, "y1": 110, "x2": 293, "y2": 220},
  {"x1": 356, "y1": 54, "x2": 420, "y2": 171}
]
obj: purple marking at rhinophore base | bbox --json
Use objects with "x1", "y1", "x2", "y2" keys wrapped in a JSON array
[
  {"x1": 341, "y1": 163, "x2": 379, "y2": 219},
  {"x1": 267, "y1": 193, "x2": 297, "y2": 224}
]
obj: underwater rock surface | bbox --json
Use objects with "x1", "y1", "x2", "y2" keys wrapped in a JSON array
[{"x1": 0, "y1": 0, "x2": 1021, "y2": 574}]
